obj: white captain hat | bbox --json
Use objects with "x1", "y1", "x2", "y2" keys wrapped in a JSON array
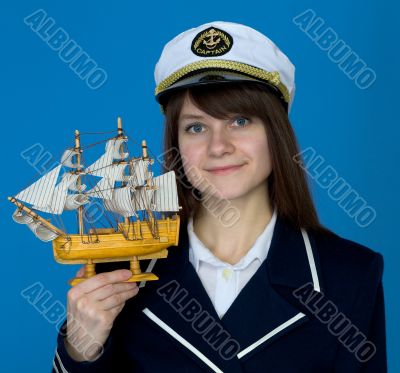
[{"x1": 154, "y1": 21, "x2": 296, "y2": 112}]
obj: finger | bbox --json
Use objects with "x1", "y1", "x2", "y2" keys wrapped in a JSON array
[
  {"x1": 77, "y1": 269, "x2": 133, "y2": 294},
  {"x1": 108, "y1": 303, "x2": 125, "y2": 317},
  {"x1": 99, "y1": 287, "x2": 139, "y2": 311},
  {"x1": 76, "y1": 266, "x2": 85, "y2": 278},
  {"x1": 90, "y1": 282, "x2": 138, "y2": 302}
]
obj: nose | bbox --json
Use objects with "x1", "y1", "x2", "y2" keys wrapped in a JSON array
[{"x1": 208, "y1": 125, "x2": 235, "y2": 157}]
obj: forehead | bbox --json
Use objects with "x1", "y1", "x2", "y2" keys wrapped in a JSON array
[
  {"x1": 178, "y1": 96, "x2": 210, "y2": 121},
  {"x1": 178, "y1": 93, "x2": 240, "y2": 124},
  {"x1": 179, "y1": 95, "x2": 203, "y2": 114}
]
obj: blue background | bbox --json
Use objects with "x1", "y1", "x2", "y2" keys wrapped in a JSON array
[{"x1": 1, "y1": 1, "x2": 398, "y2": 371}]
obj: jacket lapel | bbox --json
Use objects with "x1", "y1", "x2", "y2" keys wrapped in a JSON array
[
  {"x1": 220, "y1": 215, "x2": 324, "y2": 360},
  {"x1": 141, "y1": 227, "x2": 246, "y2": 372}
]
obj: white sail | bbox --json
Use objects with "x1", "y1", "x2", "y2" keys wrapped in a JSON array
[
  {"x1": 12, "y1": 208, "x2": 59, "y2": 242},
  {"x1": 85, "y1": 137, "x2": 129, "y2": 200},
  {"x1": 104, "y1": 186, "x2": 137, "y2": 217},
  {"x1": 68, "y1": 173, "x2": 86, "y2": 192},
  {"x1": 48, "y1": 173, "x2": 80, "y2": 214},
  {"x1": 85, "y1": 177, "x2": 114, "y2": 199},
  {"x1": 85, "y1": 163, "x2": 128, "y2": 200},
  {"x1": 108, "y1": 163, "x2": 128, "y2": 181},
  {"x1": 61, "y1": 149, "x2": 81, "y2": 168},
  {"x1": 124, "y1": 159, "x2": 150, "y2": 187},
  {"x1": 30, "y1": 173, "x2": 84, "y2": 214},
  {"x1": 85, "y1": 139, "x2": 128, "y2": 176},
  {"x1": 152, "y1": 171, "x2": 180, "y2": 212},
  {"x1": 64, "y1": 194, "x2": 89, "y2": 210},
  {"x1": 112, "y1": 138, "x2": 129, "y2": 160},
  {"x1": 15, "y1": 165, "x2": 62, "y2": 212},
  {"x1": 12, "y1": 209, "x2": 34, "y2": 224},
  {"x1": 85, "y1": 148, "x2": 114, "y2": 177},
  {"x1": 132, "y1": 187, "x2": 154, "y2": 211},
  {"x1": 27, "y1": 220, "x2": 59, "y2": 242}
]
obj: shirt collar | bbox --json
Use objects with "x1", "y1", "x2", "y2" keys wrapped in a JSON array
[{"x1": 187, "y1": 209, "x2": 277, "y2": 272}]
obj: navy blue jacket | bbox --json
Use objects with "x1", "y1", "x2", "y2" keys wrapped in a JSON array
[{"x1": 52, "y1": 215, "x2": 387, "y2": 372}]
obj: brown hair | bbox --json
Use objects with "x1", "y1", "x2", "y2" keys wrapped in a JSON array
[{"x1": 161, "y1": 82, "x2": 334, "y2": 236}]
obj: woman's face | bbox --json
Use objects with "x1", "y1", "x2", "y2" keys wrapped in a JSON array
[{"x1": 177, "y1": 95, "x2": 272, "y2": 201}]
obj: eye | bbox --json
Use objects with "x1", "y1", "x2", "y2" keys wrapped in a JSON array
[
  {"x1": 232, "y1": 117, "x2": 249, "y2": 127},
  {"x1": 184, "y1": 123, "x2": 205, "y2": 133}
]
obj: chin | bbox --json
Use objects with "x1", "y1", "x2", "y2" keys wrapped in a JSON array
[{"x1": 200, "y1": 187, "x2": 247, "y2": 202}]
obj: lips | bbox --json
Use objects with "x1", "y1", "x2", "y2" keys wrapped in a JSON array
[
  {"x1": 206, "y1": 164, "x2": 244, "y2": 175},
  {"x1": 207, "y1": 164, "x2": 243, "y2": 171}
]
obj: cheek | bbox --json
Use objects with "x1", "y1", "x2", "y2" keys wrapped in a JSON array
[
  {"x1": 178, "y1": 143, "x2": 204, "y2": 185},
  {"x1": 258, "y1": 141, "x2": 272, "y2": 163},
  {"x1": 247, "y1": 137, "x2": 272, "y2": 170},
  {"x1": 179, "y1": 142, "x2": 200, "y2": 166},
  {"x1": 242, "y1": 132, "x2": 270, "y2": 157}
]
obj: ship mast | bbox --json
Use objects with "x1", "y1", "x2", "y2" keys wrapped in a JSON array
[
  {"x1": 75, "y1": 130, "x2": 84, "y2": 235},
  {"x1": 117, "y1": 116, "x2": 123, "y2": 136},
  {"x1": 117, "y1": 117, "x2": 131, "y2": 227},
  {"x1": 142, "y1": 140, "x2": 158, "y2": 237}
]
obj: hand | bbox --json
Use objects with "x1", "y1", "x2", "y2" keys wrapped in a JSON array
[{"x1": 64, "y1": 267, "x2": 138, "y2": 361}]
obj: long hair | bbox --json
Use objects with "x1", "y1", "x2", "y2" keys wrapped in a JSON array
[{"x1": 161, "y1": 82, "x2": 333, "y2": 236}]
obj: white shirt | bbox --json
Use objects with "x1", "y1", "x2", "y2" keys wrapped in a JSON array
[{"x1": 187, "y1": 209, "x2": 277, "y2": 319}]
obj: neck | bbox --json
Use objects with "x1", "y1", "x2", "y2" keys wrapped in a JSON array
[{"x1": 193, "y1": 182, "x2": 274, "y2": 264}]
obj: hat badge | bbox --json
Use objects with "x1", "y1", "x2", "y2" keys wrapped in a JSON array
[
  {"x1": 202, "y1": 29, "x2": 220, "y2": 49},
  {"x1": 191, "y1": 27, "x2": 233, "y2": 57}
]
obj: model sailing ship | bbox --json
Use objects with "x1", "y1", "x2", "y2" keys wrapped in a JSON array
[{"x1": 8, "y1": 117, "x2": 181, "y2": 285}]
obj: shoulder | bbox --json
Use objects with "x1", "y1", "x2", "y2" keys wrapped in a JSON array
[
  {"x1": 309, "y1": 229, "x2": 384, "y2": 303},
  {"x1": 312, "y1": 230, "x2": 383, "y2": 275}
]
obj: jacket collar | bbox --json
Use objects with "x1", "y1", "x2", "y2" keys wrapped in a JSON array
[
  {"x1": 164, "y1": 213, "x2": 323, "y2": 294},
  {"x1": 267, "y1": 214, "x2": 323, "y2": 291}
]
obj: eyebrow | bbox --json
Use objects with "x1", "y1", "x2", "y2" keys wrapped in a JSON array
[{"x1": 179, "y1": 114, "x2": 206, "y2": 121}]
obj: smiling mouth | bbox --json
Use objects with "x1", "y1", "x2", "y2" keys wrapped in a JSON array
[{"x1": 206, "y1": 164, "x2": 244, "y2": 175}]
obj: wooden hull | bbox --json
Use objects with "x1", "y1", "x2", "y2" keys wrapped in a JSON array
[{"x1": 52, "y1": 215, "x2": 180, "y2": 265}]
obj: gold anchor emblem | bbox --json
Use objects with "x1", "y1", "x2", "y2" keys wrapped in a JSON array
[
  {"x1": 202, "y1": 29, "x2": 221, "y2": 50},
  {"x1": 191, "y1": 27, "x2": 233, "y2": 57}
]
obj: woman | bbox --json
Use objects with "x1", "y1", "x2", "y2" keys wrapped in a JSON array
[{"x1": 52, "y1": 21, "x2": 386, "y2": 372}]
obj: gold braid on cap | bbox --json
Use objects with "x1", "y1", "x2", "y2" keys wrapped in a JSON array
[{"x1": 155, "y1": 59, "x2": 290, "y2": 103}]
